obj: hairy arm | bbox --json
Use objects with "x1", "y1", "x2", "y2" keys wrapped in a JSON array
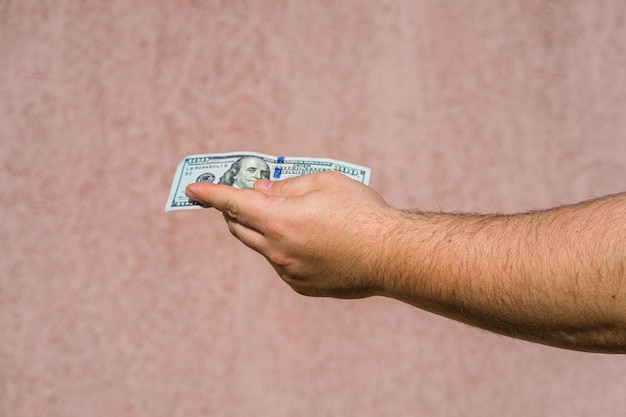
[
  {"x1": 185, "y1": 172, "x2": 626, "y2": 353},
  {"x1": 387, "y1": 195, "x2": 626, "y2": 352}
]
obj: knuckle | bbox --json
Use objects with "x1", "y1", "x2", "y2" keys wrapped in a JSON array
[
  {"x1": 264, "y1": 218, "x2": 286, "y2": 239},
  {"x1": 225, "y1": 200, "x2": 239, "y2": 219},
  {"x1": 317, "y1": 169, "x2": 342, "y2": 185},
  {"x1": 225, "y1": 217, "x2": 239, "y2": 236},
  {"x1": 274, "y1": 178, "x2": 297, "y2": 196},
  {"x1": 265, "y1": 249, "x2": 290, "y2": 267}
]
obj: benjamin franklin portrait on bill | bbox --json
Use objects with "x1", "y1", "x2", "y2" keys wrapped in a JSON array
[{"x1": 218, "y1": 156, "x2": 271, "y2": 189}]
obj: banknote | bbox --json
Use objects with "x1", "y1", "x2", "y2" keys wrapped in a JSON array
[{"x1": 165, "y1": 151, "x2": 372, "y2": 211}]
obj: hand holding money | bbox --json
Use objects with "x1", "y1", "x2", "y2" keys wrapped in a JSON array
[
  {"x1": 167, "y1": 151, "x2": 383, "y2": 298},
  {"x1": 165, "y1": 152, "x2": 371, "y2": 211},
  {"x1": 174, "y1": 153, "x2": 626, "y2": 353},
  {"x1": 185, "y1": 169, "x2": 396, "y2": 299}
]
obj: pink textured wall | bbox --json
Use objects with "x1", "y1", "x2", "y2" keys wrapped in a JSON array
[{"x1": 2, "y1": 1, "x2": 626, "y2": 416}]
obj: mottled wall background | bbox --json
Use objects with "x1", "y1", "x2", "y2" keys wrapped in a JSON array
[{"x1": 2, "y1": 1, "x2": 626, "y2": 416}]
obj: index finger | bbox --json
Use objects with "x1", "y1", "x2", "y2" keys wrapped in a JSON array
[{"x1": 185, "y1": 182, "x2": 268, "y2": 232}]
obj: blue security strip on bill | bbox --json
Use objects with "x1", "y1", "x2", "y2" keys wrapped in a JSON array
[{"x1": 165, "y1": 151, "x2": 372, "y2": 211}]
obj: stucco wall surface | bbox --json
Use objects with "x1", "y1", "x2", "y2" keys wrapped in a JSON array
[{"x1": 2, "y1": 1, "x2": 626, "y2": 416}]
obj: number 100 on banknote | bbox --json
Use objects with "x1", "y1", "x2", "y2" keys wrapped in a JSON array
[{"x1": 165, "y1": 152, "x2": 372, "y2": 211}]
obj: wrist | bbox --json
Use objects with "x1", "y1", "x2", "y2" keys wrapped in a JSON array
[
  {"x1": 370, "y1": 208, "x2": 432, "y2": 299},
  {"x1": 377, "y1": 210, "x2": 484, "y2": 313}
]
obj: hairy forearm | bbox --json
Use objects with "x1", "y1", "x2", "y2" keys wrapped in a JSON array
[{"x1": 382, "y1": 193, "x2": 626, "y2": 353}]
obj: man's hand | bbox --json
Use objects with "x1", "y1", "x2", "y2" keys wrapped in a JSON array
[{"x1": 185, "y1": 170, "x2": 398, "y2": 298}]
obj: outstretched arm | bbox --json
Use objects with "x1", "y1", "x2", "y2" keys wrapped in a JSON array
[{"x1": 185, "y1": 171, "x2": 626, "y2": 353}]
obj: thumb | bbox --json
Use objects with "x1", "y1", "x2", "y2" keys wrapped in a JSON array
[
  {"x1": 254, "y1": 171, "x2": 342, "y2": 197},
  {"x1": 254, "y1": 175, "x2": 317, "y2": 198},
  {"x1": 253, "y1": 179, "x2": 275, "y2": 195}
]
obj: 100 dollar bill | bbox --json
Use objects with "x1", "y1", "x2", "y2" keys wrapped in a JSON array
[{"x1": 165, "y1": 151, "x2": 371, "y2": 211}]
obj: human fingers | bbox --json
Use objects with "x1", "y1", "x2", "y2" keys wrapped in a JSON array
[
  {"x1": 185, "y1": 182, "x2": 268, "y2": 232},
  {"x1": 223, "y1": 214, "x2": 268, "y2": 254}
]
